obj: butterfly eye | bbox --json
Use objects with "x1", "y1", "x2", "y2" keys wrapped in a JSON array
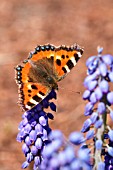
[
  {"x1": 46, "y1": 76, "x2": 54, "y2": 84},
  {"x1": 46, "y1": 76, "x2": 58, "y2": 90},
  {"x1": 47, "y1": 77, "x2": 52, "y2": 82}
]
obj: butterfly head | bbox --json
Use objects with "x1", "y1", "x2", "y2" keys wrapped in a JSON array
[{"x1": 46, "y1": 76, "x2": 58, "y2": 90}]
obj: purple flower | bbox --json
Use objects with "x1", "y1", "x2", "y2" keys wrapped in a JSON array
[
  {"x1": 52, "y1": 139, "x2": 63, "y2": 151},
  {"x1": 94, "y1": 119, "x2": 103, "y2": 129},
  {"x1": 69, "y1": 132, "x2": 85, "y2": 145},
  {"x1": 107, "y1": 92, "x2": 113, "y2": 104},
  {"x1": 95, "y1": 87, "x2": 103, "y2": 100},
  {"x1": 25, "y1": 136, "x2": 32, "y2": 146},
  {"x1": 49, "y1": 102, "x2": 56, "y2": 111},
  {"x1": 39, "y1": 116, "x2": 47, "y2": 126},
  {"x1": 86, "y1": 56, "x2": 96, "y2": 67},
  {"x1": 99, "y1": 63, "x2": 107, "y2": 77},
  {"x1": 87, "y1": 80, "x2": 97, "y2": 91},
  {"x1": 90, "y1": 112, "x2": 98, "y2": 124},
  {"x1": 102, "y1": 54, "x2": 113, "y2": 65},
  {"x1": 86, "y1": 130, "x2": 95, "y2": 140},
  {"x1": 108, "y1": 72, "x2": 113, "y2": 82},
  {"x1": 97, "y1": 162, "x2": 105, "y2": 170},
  {"x1": 110, "y1": 111, "x2": 113, "y2": 121},
  {"x1": 81, "y1": 119, "x2": 92, "y2": 133},
  {"x1": 95, "y1": 140, "x2": 102, "y2": 150},
  {"x1": 99, "y1": 79, "x2": 109, "y2": 93},
  {"x1": 108, "y1": 147, "x2": 113, "y2": 157},
  {"x1": 84, "y1": 102, "x2": 94, "y2": 116},
  {"x1": 83, "y1": 49, "x2": 113, "y2": 170},
  {"x1": 35, "y1": 123, "x2": 43, "y2": 135},
  {"x1": 40, "y1": 130, "x2": 91, "y2": 170},
  {"x1": 24, "y1": 124, "x2": 32, "y2": 134},
  {"x1": 29, "y1": 130, "x2": 37, "y2": 141},
  {"x1": 31, "y1": 145, "x2": 38, "y2": 155},
  {"x1": 70, "y1": 160, "x2": 81, "y2": 170},
  {"x1": 105, "y1": 139, "x2": 113, "y2": 169},
  {"x1": 42, "y1": 145, "x2": 54, "y2": 158},
  {"x1": 50, "y1": 158, "x2": 59, "y2": 168},
  {"x1": 87, "y1": 58, "x2": 99, "y2": 74},
  {"x1": 34, "y1": 156, "x2": 41, "y2": 166},
  {"x1": 83, "y1": 90, "x2": 91, "y2": 100},
  {"x1": 21, "y1": 161, "x2": 29, "y2": 169},
  {"x1": 108, "y1": 130, "x2": 113, "y2": 141},
  {"x1": 49, "y1": 130, "x2": 63, "y2": 140},
  {"x1": 17, "y1": 90, "x2": 57, "y2": 169},
  {"x1": 35, "y1": 138, "x2": 43, "y2": 149},
  {"x1": 58, "y1": 151, "x2": 67, "y2": 165},
  {"x1": 26, "y1": 153, "x2": 33, "y2": 162},
  {"x1": 84, "y1": 75, "x2": 97, "y2": 87},
  {"x1": 22, "y1": 143, "x2": 30, "y2": 155},
  {"x1": 78, "y1": 148, "x2": 90, "y2": 164},
  {"x1": 97, "y1": 102, "x2": 106, "y2": 114},
  {"x1": 64, "y1": 146, "x2": 75, "y2": 163},
  {"x1": 90, "y1": 92, "x2": 97, "y2": 104}
]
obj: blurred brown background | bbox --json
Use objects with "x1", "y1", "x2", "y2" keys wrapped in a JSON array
[{"x1": 0, "y1": 0, "x2": 113, "y2": 169}]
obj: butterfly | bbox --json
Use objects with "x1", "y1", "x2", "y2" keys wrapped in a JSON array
[{"x1": 15, "y1": 44, "x2": 84, "y2": 111}]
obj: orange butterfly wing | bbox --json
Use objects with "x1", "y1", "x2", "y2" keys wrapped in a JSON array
[
  {"x1": 54, "y1": 44, "x2": 84, "y2": 80},
  {"x1": 15, "y1": 44, "x2": 84, "y2": 111},
  {"x1": 15, "y1": 45, "x2": 55, "y2": 111}
]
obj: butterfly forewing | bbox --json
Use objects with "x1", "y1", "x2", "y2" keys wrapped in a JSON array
[
  {"x1": 30, "y1": 45, "x2": 55, "y2": 62},
  {"x1": 54, "y1": 44, "x2": 84, "y2": 80}
]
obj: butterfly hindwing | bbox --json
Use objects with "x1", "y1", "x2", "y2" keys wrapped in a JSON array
[
  {"x1": 15, "y1": 44, "x2": 55, "y2": 111},
  {"x1": 15, "y1": 63, "x2": 50, "y2": 111},
  {"x1": 18, "y1": 83, "x2": 50, "y2": 111}
]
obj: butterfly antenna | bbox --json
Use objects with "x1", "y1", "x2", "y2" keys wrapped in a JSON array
[
  {"x1": 0, "y1": 60, "x2": 19, "y2": 65},
  {"x1": 58, "y1": 86, "x2": 81, "y2": 94}
]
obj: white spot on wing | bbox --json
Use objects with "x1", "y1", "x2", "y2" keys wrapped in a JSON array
[
  {"x1": 77, "y1": 52, "x2": 82, "y2": 58},
  {"x1": 27, "y1": 84, "x2": 32, "y2": 89},
  {"x1": 64, "y1": 65, "x2": 70, "y2": 73},
  {"x1": 38, "y1": 93, "x2": 45, "y2": 99},
  {"x1": 30, "y1": 98, "x2": 39, "y2": 105},
  {"x1": 56, "y1": 55, "x2": 61, "y2": 60},
  {"x1": 70, "y1": 56, "x2": 76, "y2": 66},
  {"x1": 25, "y1": 105, "x2": 31, "y2": 110}
]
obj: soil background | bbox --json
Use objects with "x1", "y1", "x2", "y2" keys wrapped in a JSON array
[{"x1": 0, "y1": 0, "x2": 113, "y2": 170}]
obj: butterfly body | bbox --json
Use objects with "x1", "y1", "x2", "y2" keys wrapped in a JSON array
[{"x1": 15, "y1": 44, "x2": 84, "y2": 111}]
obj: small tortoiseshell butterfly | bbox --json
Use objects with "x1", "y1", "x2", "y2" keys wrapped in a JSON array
[{"x1": 15, "y1": 44, "x2": 84, "y2": 111}]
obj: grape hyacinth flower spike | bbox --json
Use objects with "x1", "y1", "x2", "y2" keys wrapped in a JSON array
[
  {"x1": 17, "y1": 90, "x2": 57, "y2": 170},
  {"x1": 16, "y1": 47, "x2": 113, "y2": 170},
  {"x1": 40, "y1": 130, "x2": 91, "y2": 170},
  {"x1": 82, "y1": 47, "x2": 113, "y2": 169}
]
